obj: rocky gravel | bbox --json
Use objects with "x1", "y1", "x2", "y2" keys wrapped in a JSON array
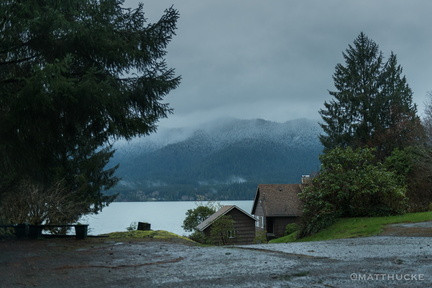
[
  {"x1": 242, "y1": 236, "x2": 432, "y2": 261},
  {"x1": 1, "y1": 223, "x2": 432, "y2": 287}
]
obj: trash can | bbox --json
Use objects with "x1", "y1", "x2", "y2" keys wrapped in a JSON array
[
  {"x1": 74, "y1": 225, "x2": 88, "y2": 239},
  {"x1": 137, "y1": 222, "x2": 151, "y2": 231}
]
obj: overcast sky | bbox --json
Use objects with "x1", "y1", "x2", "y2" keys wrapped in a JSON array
[{"x1": 124, "y1": 0, "x2": 432, "y2": 128}]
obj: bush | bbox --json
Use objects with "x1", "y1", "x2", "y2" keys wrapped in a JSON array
[
  {"x1": 0, "y1": 179, "x2": 87, "y2": 226},
  {"x1": 188, "y1": 230, "x2": 208, "y2": 244},
  {"x1": 299, "y1": 210, "x2": 338, "y2": 238},
  {"x1": 298, "y1": 147, "x2": 407, "y2": 237},
  {"x1": 254, "y1": 230, "x2": 268, "y2": 244},
  {"x1": 126, "y1": 222, "x2": 138, "y2": 231},
  {"x1": 285, "y1": 223, "x2": 299, "y2": 236}
]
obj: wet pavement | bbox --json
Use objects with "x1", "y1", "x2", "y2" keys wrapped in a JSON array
[{"x1": 1, "y1": 225, "x2": 432, "y2": 287}]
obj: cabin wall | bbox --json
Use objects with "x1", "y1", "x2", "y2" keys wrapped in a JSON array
[
  {"x1": 203, "y1": 209, "x2": 256, "y2": 245},
  {"x1": 253, "y1": 198, "x2": 265, "y2": 232},
  {"x1": 253, "y1": 200, "x2": 264, "y2": 217},
  {"x1": 272, "y1": 216, "x2": 300, "y2": 238},
  {"x1": 228, "y1": 209, "x2": 255, "y2": 244}
]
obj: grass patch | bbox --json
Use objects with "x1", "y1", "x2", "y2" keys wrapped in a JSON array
[
  {"x1": 269, "y1": 232, "x2": 298, "y2": 243},
  {"x1": 269, "y1": 211, "x2": 432, "y2": 243},
  {"x1": 102, "y1": 230, "x2": 195, "y2": 243}
]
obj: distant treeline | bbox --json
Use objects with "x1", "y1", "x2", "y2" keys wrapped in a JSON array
[{"x1": 109, "y1": 182, "x2": 258, "y2": 202}]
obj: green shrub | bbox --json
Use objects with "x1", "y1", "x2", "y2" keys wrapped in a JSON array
[
  {"x1": 298, "y1": 147, "x2": 407, "y2": 238},
  {"x1": 188, "y1": 230, "x2": 208, "y2": 244},
  {"x1": 209, "y1": 215, "x2": 235, "y2": 245},
  {"x1": 254, "y1": 230, "x2": 268, "y2": 244},
  {"x1": 126, "y1": 221, "x2": 137, "y2": 231},
  {"x1": 299, "y1": 211, "x2": 338, "y2": 238},
  {"x1": 285, "y1": 223, "x2": 299, "y2": 236}
]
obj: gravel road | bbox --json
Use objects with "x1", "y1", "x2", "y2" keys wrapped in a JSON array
[
  {"x1": 242, "y1": 236, "x2": 432, "y2": 261},
  {"x1": 1, "y1": 225, "x2": 431, "y2": 287}
]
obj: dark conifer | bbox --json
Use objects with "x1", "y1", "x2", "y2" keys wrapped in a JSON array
[
  {"x1": 319, "y1": 32, "x2": 421, "y2": 160},
  {"x1": 0, "y1": 1, "x2": 180, "y2": 223}
]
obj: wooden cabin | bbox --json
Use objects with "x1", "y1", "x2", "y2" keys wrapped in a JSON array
[
  {"x1": 251, "y1": 184, "x2": 304, "y2": 239},
  {"x1": 196, "y1": 205, "x2": 256, "y2": 245}
]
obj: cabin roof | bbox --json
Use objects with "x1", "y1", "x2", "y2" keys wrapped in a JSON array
[
  {"x1": 251, "y1": 184, "x2": 303, "y2": 217},
  {"x1": 196, "y1": 205, "x2": 256, "y2": 232}
]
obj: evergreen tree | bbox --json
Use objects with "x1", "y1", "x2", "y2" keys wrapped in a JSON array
[
  {"x1": 0, "y1": 0, "x2": 180, "y2": 223},
  {"x1": 319, "y1": 32, "x2": 421, "y2": 160}
]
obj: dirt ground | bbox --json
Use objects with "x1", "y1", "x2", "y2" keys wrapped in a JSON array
[{"x1": 1, "y1": 223, "x2": 431, "y2": 288}]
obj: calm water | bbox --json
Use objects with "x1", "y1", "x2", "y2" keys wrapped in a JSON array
[{"x1": 80, "y1": 201, "x2": 254, "y2": 236}]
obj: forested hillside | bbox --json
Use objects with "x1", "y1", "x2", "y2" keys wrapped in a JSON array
[{"x1": 107, "y1": 118, "x2": 323, "y2": 201}]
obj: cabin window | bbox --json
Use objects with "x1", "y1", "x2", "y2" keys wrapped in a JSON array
[
  {"x1": 227, "y1": 229, "x2": 237, "y2": 238},
  {"x1": 258, "y1": 216, "x2": 264, "y2": 228}
]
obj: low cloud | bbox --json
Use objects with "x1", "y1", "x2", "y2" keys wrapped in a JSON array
[{"x1": 125, "y1": 0, "x2": 432, "y2": 128}]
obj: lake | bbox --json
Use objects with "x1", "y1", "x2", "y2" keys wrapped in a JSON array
[{"x1": 80, "y1": 201, "x2": 254, "y2": 236}]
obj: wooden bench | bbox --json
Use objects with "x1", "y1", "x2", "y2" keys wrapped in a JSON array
[
  {"x1": 0, "y1": 224, "x2": 26, "y2": 238},
  {"x1": 0, "y1": 224, "x2": 88, "y2": 239},
  {"x1": 39, "y1": 224, "x2": 89, "y2": 239}
]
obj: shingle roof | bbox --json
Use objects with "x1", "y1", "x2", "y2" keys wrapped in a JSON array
[
  {"x1": 251, "y1": 184, "x2": 303, "y2": 217},
  {"x1": 196, "y1": 205, "x2": 256, "y2": 232}
]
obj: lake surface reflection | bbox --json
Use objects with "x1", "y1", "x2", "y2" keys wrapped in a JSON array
[{"x1": 80, "y1": 201, "x2": 254, "y2": 236}]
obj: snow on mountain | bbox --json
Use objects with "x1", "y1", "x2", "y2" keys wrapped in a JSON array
[
  {"x1": 114, "y1": 117, "x2": 321, "y2": 154},
  {"x1": 108, "y1": 118, "x2": 323, "y2": 201}
]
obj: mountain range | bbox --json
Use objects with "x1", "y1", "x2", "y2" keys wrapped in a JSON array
[{"x1": 107, "y1": 118, "x2": 323, "y2": 201}]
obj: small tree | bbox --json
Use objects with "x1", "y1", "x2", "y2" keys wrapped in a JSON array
[
  {"x1": 299, "y1": 147, "x2": 407, "y2": 237},
  {"x1": 209, "y1": 215, "x2": 235, "y2": 245},
  {"x1": 182, "y1": 205, "x2": 216, "y2": 233},
  {"x1": 0, "y1": 179, "x2": 85, "y2": 226}
]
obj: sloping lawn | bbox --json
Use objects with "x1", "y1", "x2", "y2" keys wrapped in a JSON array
[
  {"x1": 270, "y1": 211, "x2": 432, "y2": 243},
  {"x1": 102, "y1": 230, "x2": 196, "y2": 244}
]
